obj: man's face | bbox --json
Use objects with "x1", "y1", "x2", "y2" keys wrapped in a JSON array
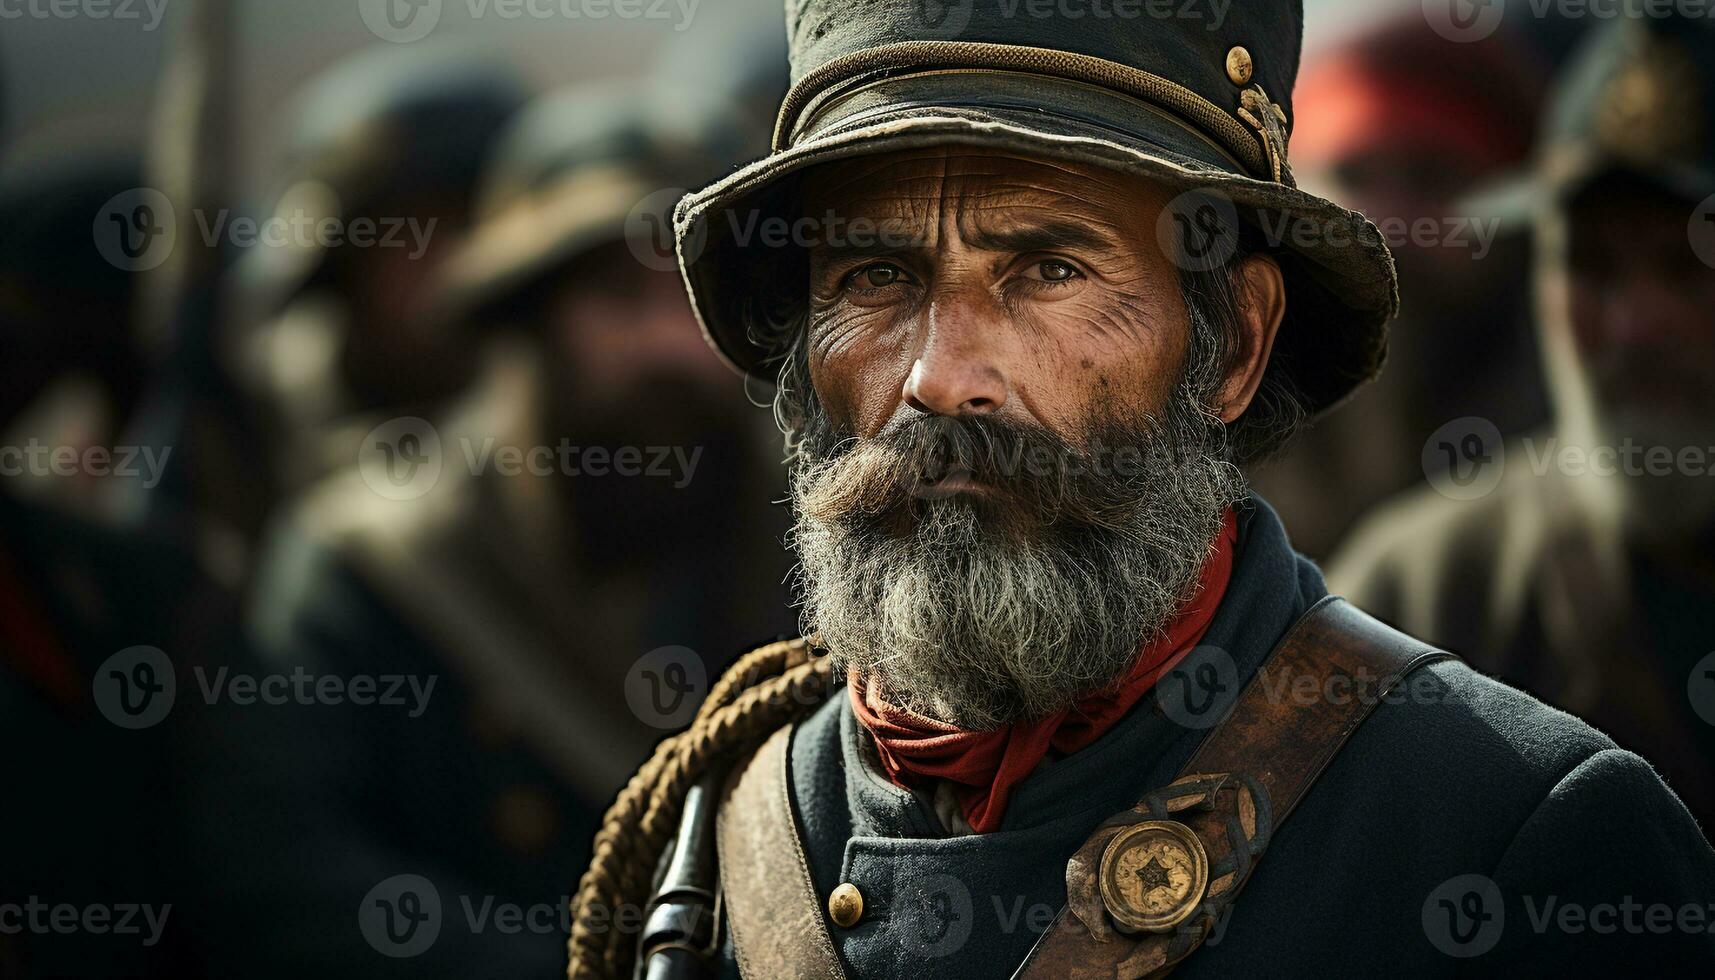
[
  {"x1": 541, "y1": 241, "x2": 753, "y2": 555},
  {"x1": 1556, "y1": 181, "x2": 1715, "y2": 439},
  {"x1": 1538, "y1": 176, "x2": 1715, "y2": 537},
  {"x1": 802, "y1": 148, "x2": 1194, "y2": 444},
  {"x1": 549, "y1": 241, "x2": 731, "y2": 415},
  {"x1": 785, "y1": 147, "x2": 1268, "y2": 728}
]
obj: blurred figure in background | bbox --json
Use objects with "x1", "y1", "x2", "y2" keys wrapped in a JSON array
[
  {"x1": 0, "y1": 159, "x2": 151, "y2": 519},
  {"x1": 1332, "y1": 13, "x2": 1715, "y2": 828},
  {"x1": 0, "y1": 159, "x2": 242, "y2": 977},
  {"x1": 231, "y1": 50, "x2": 526, "y2": 498},
  {"x1": 1251, "y1": 15, "x2": 1553, "y2": 557},
  {"x1": 230, "y1": 61, "x2": 795, "y2": 973}
]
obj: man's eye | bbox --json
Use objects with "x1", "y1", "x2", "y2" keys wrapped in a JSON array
[
  {"x1": 1025, "y1": 259, "x2": 1081, "y2": 283},
  {"x1": 848, "y1": 263, "x2": 911, "y2": 290}
]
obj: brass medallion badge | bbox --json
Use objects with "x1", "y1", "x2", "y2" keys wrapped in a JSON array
[{"x1": 1098, "y1": 820, "x2": 1210, "y2": 934}]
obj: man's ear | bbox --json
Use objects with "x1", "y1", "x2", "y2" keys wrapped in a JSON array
[{"x1": 1214, "y1": 253, "x2": 1287, "y2": 424}]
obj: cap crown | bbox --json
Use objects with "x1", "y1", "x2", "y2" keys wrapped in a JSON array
[{"x1": 779, "y1": 0, "x2": 1303, "y2": 179}]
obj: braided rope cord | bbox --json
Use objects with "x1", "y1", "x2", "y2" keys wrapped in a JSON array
[{"x1": 566, "y1": 637, "x2": 834, "y2": 979}]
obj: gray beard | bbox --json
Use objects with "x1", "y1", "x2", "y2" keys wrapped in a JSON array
[{"x1": 787, "y1": 381, "x2": 1245, "y2": 730}]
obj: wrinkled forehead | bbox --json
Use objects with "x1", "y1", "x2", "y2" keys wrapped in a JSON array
[{"x1": 800, "y1": 146, "x2": 1173, "y2": 240}]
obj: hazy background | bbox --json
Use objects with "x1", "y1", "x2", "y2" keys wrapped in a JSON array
[{"x1": 0, "y1": 0, "x2": 1405, "y2": 188}]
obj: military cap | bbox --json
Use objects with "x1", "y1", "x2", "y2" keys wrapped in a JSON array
[
  {"x1": 238, "y1": 51, "x2": 527, "y2": 317},
  {"x1": 672, "y1": 0, "x2": 1402, "y2": 416},
  {"x1": 431, "y1": 85, "x2": 731, "y2": 328}
]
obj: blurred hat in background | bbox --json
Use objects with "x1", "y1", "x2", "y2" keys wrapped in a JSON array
[
  {"x1": 237, "y1": 48, "x2": 529, "y2": 317},
  {"x1": 429, "y1": 84, "x2": 725, "y2": 329},
  {"x1": 1468, "y1": 13, "x2": 1715, "y2": 224},
  {"x1": 1293, "y1": 14, "x2": 1549, "y2": 200},
  {"x1": 434, "y1": 18, "x2": 791, "y2": 329}
]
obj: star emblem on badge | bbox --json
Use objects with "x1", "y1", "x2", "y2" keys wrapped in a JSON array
[{"x1": 1134, "y1": 854, "x2": 1174, "y2": 894}]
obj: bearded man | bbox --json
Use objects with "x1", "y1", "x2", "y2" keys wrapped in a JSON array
[{"x1": 566, "y1": 4, "x2": 1715, "y2": 978}]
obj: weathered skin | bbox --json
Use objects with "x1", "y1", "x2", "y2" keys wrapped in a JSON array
[{"x1": 800, "y1": 147, "x2": 1286, "y2": 448}]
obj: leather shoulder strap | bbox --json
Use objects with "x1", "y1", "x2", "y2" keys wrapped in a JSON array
[
  {"x1": 1183, "y1": 595, "x2": 1456, "y2": 825},
  {"x1": 1014, "y1": 597, "x2": 1457, "y2": 979},
  {"x1": 717, "y1": 724, "x2": 847, "y2": 980}
]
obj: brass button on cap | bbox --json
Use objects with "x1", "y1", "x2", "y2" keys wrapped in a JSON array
[
  {"x1": 1226, "y1": 46, "x2": 1254, "y2": 86},
  {"x1": 828, "y1": 882, "x2": 864, "y2": 928}
]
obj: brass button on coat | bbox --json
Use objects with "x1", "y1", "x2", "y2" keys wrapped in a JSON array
[
  {"x1": 1226, "y1": 46, "x2": 1254, "y2": 86},
  {"x1": 828, "y1": 882, "x2": 864, "y2": 928}
]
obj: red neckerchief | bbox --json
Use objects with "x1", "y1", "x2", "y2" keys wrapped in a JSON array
[{"x1": 850, "y1": 508, "x2": 1239, "y2": 833}]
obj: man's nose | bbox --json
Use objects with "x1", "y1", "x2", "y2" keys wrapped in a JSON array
[{"x1": 901, "y1": 292, "x2": 1009, "y2": 416}]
